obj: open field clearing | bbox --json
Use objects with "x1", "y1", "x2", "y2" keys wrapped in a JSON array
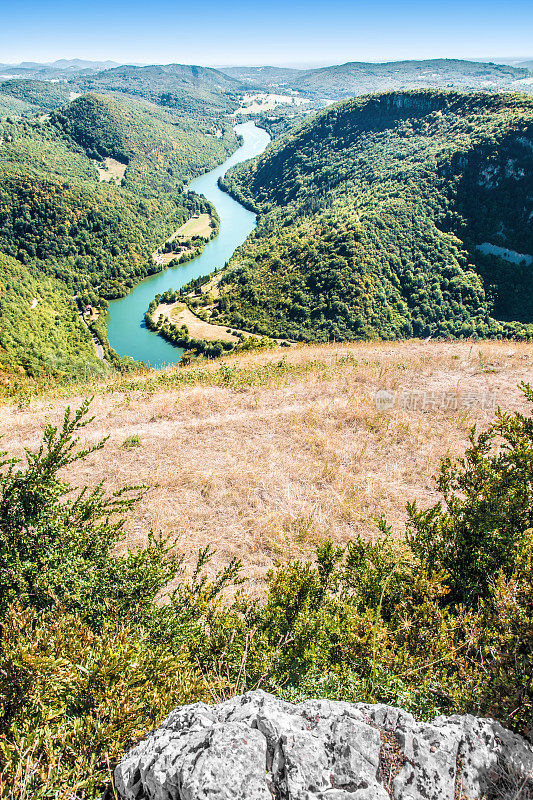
[
  {"x1": 152, "y1": 302, "x2": 240, "y2": 342},
  {"x1": 173, "y1": 212, "x2": 212, "y2": 240},
  {"x1": 153, "y1": 213, "x2": 213, "y2": 264},
  {"x1": 1, "y1": 339, "x2": 532, "y2": 590},
  {"x1": 234, "y1": 93, "x2": 311, "y2": 114},
  {"x1": 94, "y1": 156, "x2": 127, "y2": 182}
]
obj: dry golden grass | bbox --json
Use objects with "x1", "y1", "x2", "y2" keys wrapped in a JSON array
[
  {"x1": 1, "y1": 339, "x2": 531, "y2": 590},
  {"x1": 152, "y1": 302, "x2": 239, "y2": 343}
]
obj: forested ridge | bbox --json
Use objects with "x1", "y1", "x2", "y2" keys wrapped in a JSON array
[
  {"x1": 0, "y1": 252, "x2": 103, "y2": 378},
  {"x1": 0, "y1": 79, "x2": 73, "y2": 118},
  {"x1": 221, "y1": 59, "x2": 533, "y2": 100},
  {"x1": 218, "y1": 90, "x2": 533, "y2": 341},
  {"x1": 75, "y1": 64, "x2": 247, "y2": 118},
  {"x1": 0, "y1": 93, "x2": 238, "y2": 378},
  {"x1": 51, "y1": 93, "x2": 238, "y2": 193}
]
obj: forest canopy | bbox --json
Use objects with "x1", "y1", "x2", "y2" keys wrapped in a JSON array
[
  {"x1": 0, "y1": 92, "x2": 238, "y2": 377},
  {"x1": 217, "y1": 90, "x2": 533, "y2": 342}
]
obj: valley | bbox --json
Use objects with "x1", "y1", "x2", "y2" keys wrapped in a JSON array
[
  {"x1": 106, "y1": 121, "x2": 270, "y2": 366},
  {"x1": 0, "y1": 91, "x2": 239, "y2": 377},
  {"x1": 0, "y1": 61, "x2": 532, "y2": 383},
  {"x1": 218, "y1": 91, "x2": 533, "y2": 341},
  {"x1": 2, "y1": 43, "x2": 533, "y2": 799}
]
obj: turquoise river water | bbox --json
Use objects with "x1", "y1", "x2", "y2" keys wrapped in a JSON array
[{"x1": 106, "y1": 121, "x2": 271, "y2": 367}]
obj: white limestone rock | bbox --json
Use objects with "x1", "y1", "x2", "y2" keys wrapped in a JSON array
[{"x1": 113, "y1": 690, "x2": 533, "y2": 800}]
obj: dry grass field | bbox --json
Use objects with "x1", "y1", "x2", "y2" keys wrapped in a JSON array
[
  {"x1": 151, "y1": 302, "x2": 240, "y2": 342},
  {"x1": 1, "y1": 339, "x2": 531, "y2": 590},
  {"x1": 173, "y1": 213, "x2": 212, "y2": 240},
  {"x1": 94, "y1": 157, "x2": 127, "y2": 183},
  {"x1": 153, "y1": 213, "x2": 213, "y2": 265}
]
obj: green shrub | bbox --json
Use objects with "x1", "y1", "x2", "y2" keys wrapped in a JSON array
[
  {"x1": 121, "y1": 434, "x2": 141, "y2": 448},
  {"x1": 0, "y1": 399, "x2": 179, "y2": 625},
  {"x1": 407, "y1": 381, "x2": 533, "y2": 606},
  {"x1": 0, "y1": 604, "x2": 206, "y2": 799},
  {"x1": 1, "y1": 392, "x2": 533, "y2": 798}
]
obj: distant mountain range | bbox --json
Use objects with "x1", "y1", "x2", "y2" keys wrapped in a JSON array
[
  {"x1": 75, "y1": 63, "x2": 246, "y2": 117},
  {"x1": 1, "y1": 58, "x2": 531, "y2": 119},
  {"x1": 220, "y1": 59, "x2": 532, "y2": 100},
  {"x1": 0, "y1": 59, "x2": 119, "y2": 71},
  {"x1": 0, "y1": 60, "x2": 121, "y2": 80}
]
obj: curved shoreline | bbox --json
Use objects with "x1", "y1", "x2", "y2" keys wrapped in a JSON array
[{"x1": 105, "y1": 122, "x2": 271, "y2": 368}]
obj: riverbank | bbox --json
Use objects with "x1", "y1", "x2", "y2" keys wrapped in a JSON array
[
  {"x1": 151, "y1": 301, "x2": 240, "y2": 343},
  {"x1": 152, "y1": 213, "x2": 214, "y2": 266},
  {"x1": 106, "y1": 122, "x2": 271, "y2": 367}
]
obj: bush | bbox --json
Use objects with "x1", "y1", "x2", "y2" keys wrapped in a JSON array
[
  {"x1": 407, "y1": 381, "x2": 533, "y2": 606},
  {"x1": 0, "y1": 400, "x2": 180, "y2": 626},
  {"x1": 0, "y1": 605, "x2": 205, "y2": 799},
  {"x1": 1, "y1": 392, "x2": 533, "y2": 798}
]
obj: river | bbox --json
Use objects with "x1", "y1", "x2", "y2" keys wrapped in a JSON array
[{"x1": 106, "y1": 121, "x2": 271, "y2": 367}]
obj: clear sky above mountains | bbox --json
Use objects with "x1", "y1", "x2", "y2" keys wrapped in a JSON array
[{"x1": 1, "y1": 0, "x2": 532, "y2": 66}]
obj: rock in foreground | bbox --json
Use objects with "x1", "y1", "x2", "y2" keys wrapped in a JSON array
[{"x1": 113, "y1": 690, "x2": 533, "y2": 800}]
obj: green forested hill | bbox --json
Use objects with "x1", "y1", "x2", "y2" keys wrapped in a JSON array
[
  {"x1": 0, "y1": 93, "x2": 238, "y2": 377},
  {"x1": 76, "y1": 63, "x2": 246, "y2": 117},
  {"x1": 0, "y1": 252, "x2": 105, "y2": 378},
  {"x1": 220, "y1": 59, "x2": 532, "y2": 100},
  {"x1": 51, "y1": 93, "x2": 238, "y2": 193},
  {"x1": 290, "y1": 60, "x2": 532, "y2": 100},
  {"x1": 0, "y1": 79, "x2": 72, "y2": 113},
  {"x1": 218, "y1": 90, "x2": 533, "y2": 341}
]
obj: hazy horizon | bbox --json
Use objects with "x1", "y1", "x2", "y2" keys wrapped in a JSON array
[
  {"x1": 2, "y1": 0, "x2": 532, "y2": 68},
  {"x1": 1, "y1": 56, "x2": 532, "y2": 72}
]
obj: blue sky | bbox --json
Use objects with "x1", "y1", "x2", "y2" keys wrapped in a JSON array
[{"x1": 1, "y1": 0, "x2": 532, "y2": 66}]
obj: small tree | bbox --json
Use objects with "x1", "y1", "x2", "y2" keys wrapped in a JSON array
[
  {"x1": 406, "y1": 382, "x2": 533, "y2": 607},
  {"x1": 0, "y1": 399, "x2": 180, "y2": 626}
]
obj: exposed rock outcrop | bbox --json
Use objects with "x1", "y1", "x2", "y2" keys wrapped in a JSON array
[{"x1": 113, "y1": 690, "x2": 533, "y2": 800}]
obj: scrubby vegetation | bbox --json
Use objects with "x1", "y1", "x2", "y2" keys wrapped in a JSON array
[
  {"x1": 1, "y1": 386, "x2": 533, "y2": 797},
  {"x1": 220, "y1": 90, "x2": 533, "y2": 341}
]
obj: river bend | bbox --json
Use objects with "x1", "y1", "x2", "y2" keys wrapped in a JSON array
[{"x1": 106, "y1": 121, "x2": 270, "y2": 367}]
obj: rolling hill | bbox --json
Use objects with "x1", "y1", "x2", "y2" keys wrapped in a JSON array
[
  {"x1": 0, "y1": 250, "x2": 104, "y2": 379},
  {"x1": 76, "y1": 63, "x2": 249, "y2": 117},
  {"x1": 0, "y1": 59, "x2": 120, "y2": 79},
  {"x1": 220, "y1": 59, "x2": 532, "y2": 100},
  {"x1": 0, "y1": 92, "x2": 238, "y2": 376},
  {"x1": 220, "y1": 65, "x2": 303, "y2": 87},
  {"x1": 217, "y1": 90, "x2": 533, "y2": 341},
  {"x1": 51, "y1": 92, "x2": 238, "y2": 192},
  {"x1": 0, "y1": 79, "x2": 73, "y2": 115}
]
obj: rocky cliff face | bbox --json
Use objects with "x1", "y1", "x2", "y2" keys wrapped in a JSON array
[{"x1": 113, "y1": 690, "x2": 533, "y2": 800}]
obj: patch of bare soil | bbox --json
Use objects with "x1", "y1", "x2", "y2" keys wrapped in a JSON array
[
  {"x1": 94, "y1": 157, "x2": 127, "y2": 183},
  {"x1": 152, "y1": 302, "x2": 239, "y2": 343}
]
